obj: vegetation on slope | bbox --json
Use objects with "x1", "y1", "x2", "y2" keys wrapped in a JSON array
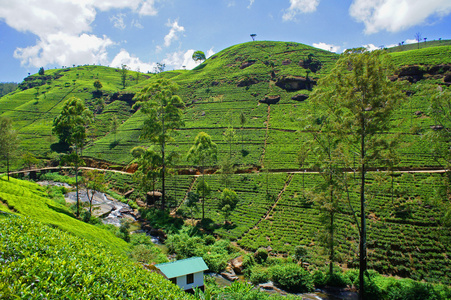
[
  {"x1": 0, "y1": 176, "x2": 129, "y2": 253},
  {"x1": 0, "y1": 214, "x2": 193, "y2": 299}
]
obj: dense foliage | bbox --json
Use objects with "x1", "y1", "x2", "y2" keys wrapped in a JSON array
[{"x1": 0, "y1": 215, "x2": 193, "y2": 299}]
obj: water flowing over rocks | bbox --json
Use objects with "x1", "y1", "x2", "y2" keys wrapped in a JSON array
[{"x1": 64, "y1": 188, "x2": 139, "y2": 226}]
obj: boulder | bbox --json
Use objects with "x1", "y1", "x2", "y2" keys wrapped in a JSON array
[
  {"x1": 220, "y1": 271, "x2": 239, "y2": 281},
  {"x1": 259, "y1": 95, "x2": 280, "y2": 105},
  {"x1": 231, "y1": 256, "x2": 244, "y2": 274},
  {"x1": 291, "y1": 94, "x2": 309, "y2": 102},
  {"x1": 275, "y1": 76, "x2": 316, "y2": 91},
  {"x1": 237, "y1": 77, "x2": 259, "y2": 87},
  {"x1": 240, "y1": 60, "x2": 257, "y2": 69},
  {"x1": 282, "y1": 59, "x2": 291, "y2": 65}
]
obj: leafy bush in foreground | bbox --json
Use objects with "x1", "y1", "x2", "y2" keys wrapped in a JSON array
[{"x1": 0, "y1": 215, "x2": 193, "y2": 299}]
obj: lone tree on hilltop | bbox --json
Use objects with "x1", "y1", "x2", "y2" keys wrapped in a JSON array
[
  {"x1": 192, "y1": 51, "x2": 206, "y2": 64},
  {"x1": 133, "y1": 79, "x2": 185, "y2": 211},
  {"x1": 38, "y1": 67, "x2": 44, "y2": 75},
  {"x1": 415, "y1": 32, "x2": 422, "y2": 49},
  {"x1": 250, "y1": 34, "x2": 257, "y2": 41},
  {"x1": 306, "y1": 48, "x2": 405, "y2": 300}
]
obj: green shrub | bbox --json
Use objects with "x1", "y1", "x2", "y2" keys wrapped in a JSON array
[
  {"x1": 269, "y1": 263, "x2": 314, "y2": 293},
  {"x1": 254, "y1": 247, "x2": 268, "y2": 264},
  {"x1": 325, "y1": 272, "x2": 351, "y2": 287},
  {"x1": 130, "y1": 244, "x2": 168, "y2": 264},
  {"x1": 249, "y1": 265, "x2": 270, "y2": 284},
  {"x1": 203, "y1": 252, "x2": 228, "y2": 273},
  {"x1": 205, "y1": 234, "x2": 216, "y2": 245}
]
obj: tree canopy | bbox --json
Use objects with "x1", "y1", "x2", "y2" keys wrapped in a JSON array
[
  {"x1": 52, "y1": 97, "x2": 92, "y2": 150},
  {"x1": 0, "y1": 117, "x2": 19, "y2": 180},
  {"x1": 306, "y1": 49, "x2": 405, "y2": 299},
  {"x1": 192, "y1": 51, "x2": 206, "y2": 64},
  {"x1": 133, "y1": 79, "x2": 185, "y2": 210}
]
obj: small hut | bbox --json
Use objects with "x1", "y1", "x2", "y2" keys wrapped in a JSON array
[{"x1": 155, "y1": 257, "x2": 209, "y2": 292}]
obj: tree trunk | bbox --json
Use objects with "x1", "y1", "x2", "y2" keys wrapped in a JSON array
[
  {"x1": 161, "y1": 104, "x2": 166, "y2": 211},
  {"x1": 359, "y1": 126, "x2": 367, "y2": 300},
  {"x1": 76, "y1": 165, "x2": 80, "y2": 218},
  {"x1": 6, "y1": 154, "x2": 10, "y2": 181}
]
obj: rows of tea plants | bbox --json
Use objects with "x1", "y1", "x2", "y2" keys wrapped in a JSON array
[
  {"x1": 176, "y1": 172, "x2": 288, "y2": 240},
  {"x1": 0, "y1": 215, "x2": 193, "y2": 299},
  {"x1": 0, "y1": 176, "x2": 129, "y2": 253},
  {"x1": 390, "y1": 45, "x2": 451, "y2": 66}
]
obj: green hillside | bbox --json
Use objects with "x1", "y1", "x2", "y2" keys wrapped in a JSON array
[
  {"x1": 0, "y1": 215, "x2": 192, "y2": 299},
  {"x1": 0, "y1": 176, "x2": 129, "y2": 253},
  {"x1": 1, "y1": 41, "x2": 451, "y2": 286}
]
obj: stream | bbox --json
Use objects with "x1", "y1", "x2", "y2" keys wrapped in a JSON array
[
  {"x1": 38, "y1": 180, "x2": 139, "y2": 227},
  {"x1": 39, "y1": 181, "x2": 357, "y2": 299}
]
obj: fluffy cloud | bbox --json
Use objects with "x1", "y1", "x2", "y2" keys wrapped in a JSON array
[
  {"x1": 163, "y1": 20, "x2": 185, "y2": 47},
  {"x1": 14, "y1": 33, "x2": 113, "y2": 67},
  {"x1": 0, "y1": 0, "x2": 159, "y2": 67},
  {"x1": 110, "y1": 49, "x2": 156, "y2": 73},
  {"x1": 283, "y1": 0, "x2": 320, "y2": 21},
  {"x1": 313, "y1": 42, "x2": 341, "y2": 53},
  {"x1": 110, "y1": 13, "x2": 126, "y2": 30},
  {"x1": 162, "y1": 48, "x2": 216, "y2": 70},
  {"x1": 350, "y1": 0, "x2": 451, "y2": 34}
]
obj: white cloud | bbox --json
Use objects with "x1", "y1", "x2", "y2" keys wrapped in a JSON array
[
  {"x1": 162, "y1": 48, "x2": 216, "y2": 70},
  {"x1": 313, "y1": 42, "x2": 341, "y2": 53},
  {"x1": 131, "y1": 19, "x2": 144, "y2": 29},
  {"x1": 363, "y1": 44, "x2": 379, "y2": 51},
  {"x1": 283, "y1": 0, "x2": 320, "y2": 21},
  {"x1": 110, "y1": 13, "x2": 126, "y2": 30},
  {"x1": 349, "y1": 0, "x2": 451, "y2": 34},
  {"x1": 163, "y1": 20, "x2": 185, "y2": 47},
  {"x1": 0, "y1": 0, "x2": 159, "y2": 67},
  {"x1": 138, "y1": 0, "x2": 158, "y2": 16},
  {"x1": 14, "y1": 33, "x2": 113, "y2": 67},
  {"x1": 248, "y1": 0, "x2": 255, "y2": 9},
  {"x1": 110, "y1": 49, "x2": 156, "y2": 73}
]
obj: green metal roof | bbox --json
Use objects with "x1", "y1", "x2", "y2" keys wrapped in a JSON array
[{"x1": 155, "y1": 257, "x2": 209, "y2": 279}]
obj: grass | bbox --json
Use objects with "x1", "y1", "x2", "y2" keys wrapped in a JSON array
[{"x1": 0, "y1": 176, "x2": 130, "y2": 253}]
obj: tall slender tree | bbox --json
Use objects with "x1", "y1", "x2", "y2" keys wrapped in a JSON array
[
  {"x1": 0, "y1": 117, "x2": 19, "y2": 181},
  {"x1": 53, "y1": 97, "x2": 92, "y2": 217},
  {"x1": 187, "y1": 132, "x2": 218, "y2": 220},
  {"x1": 307, "y1": 48, "x2": 404, "y2": 299},
  {"x1": 133, "y1": 79, "x2": 185, "y2": 210}
]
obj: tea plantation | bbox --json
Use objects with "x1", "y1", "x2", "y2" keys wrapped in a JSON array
[{"x1": 1, "y1": 40, "x2": 451, "y2": 288}]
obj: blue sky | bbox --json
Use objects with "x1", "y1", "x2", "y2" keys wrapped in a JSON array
[{"x1": 1, "y1": 0, "x2": 451, "y2": 83}]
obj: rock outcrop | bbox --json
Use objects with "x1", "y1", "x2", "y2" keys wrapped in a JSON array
[
  {"x1": 275, "y1": 76, "x2": 316, "y2": 91},
  {"x1": 259, "y1": 95, "x2": 280, "y2": 105},
  {"x1": 291, "y1": 94, "x2": 309, "y2": 102}
]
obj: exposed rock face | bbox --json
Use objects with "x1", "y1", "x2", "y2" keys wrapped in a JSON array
[
  {"x1": 237, "y1": 77, "x2": 259, "y2": 87},
  {"x1": 291, "y1": 94, "x2": 309, "y2": 102},
  {"x1": 276, "y1": 76, "x2": 316, "y2": 91},
  {"x1": 282, "y1": 59, "x2": 291, "y2": 65},
  {"x1": 259, "y1": 95, "x2": 280, "y2": 105},
  {"x1": 397, "y1": 66, "x2": 424, "y2": 83},
  {"x1": 299, "y1": 58, "x2": 322, "y2": 73},
  {"x1": 395, "y1": 64, "x2": 451, "y2": 84},
  {"x1": 240, "y1": 60, "x2": 257, "y2": 69},
  {"x1": 109, "y1": 92, "x2": 136, "y2": 104},
  {"x1": 231, "y1": 256, "x2": 244, "y2": 274}
]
